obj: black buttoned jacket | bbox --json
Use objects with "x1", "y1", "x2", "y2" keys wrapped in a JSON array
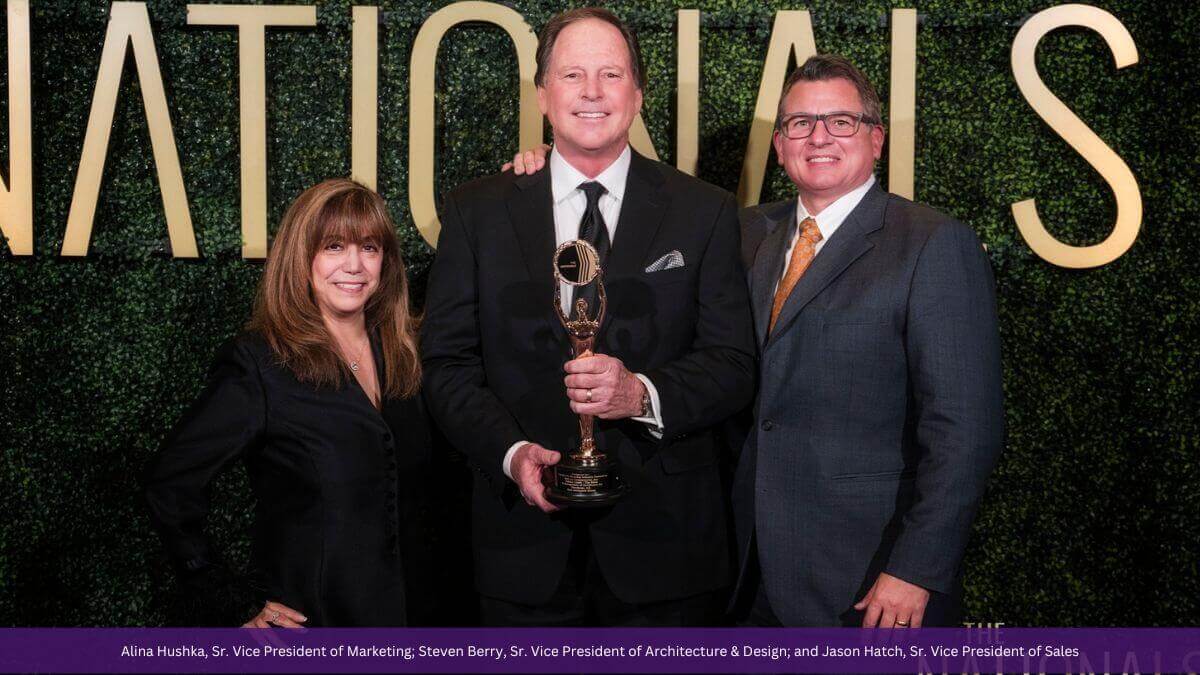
[{"x1": 145, "y1": 332, "x2": 431, "y2": 626}]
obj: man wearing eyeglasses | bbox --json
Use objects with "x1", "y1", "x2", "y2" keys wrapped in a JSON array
[{"x1": 729, "y1": 54, "x2": 1004, "y2": 628}]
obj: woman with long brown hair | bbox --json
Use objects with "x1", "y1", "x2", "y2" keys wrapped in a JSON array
[{"x1": 145, "y1": 179, "x2": 428, "y2": 627}]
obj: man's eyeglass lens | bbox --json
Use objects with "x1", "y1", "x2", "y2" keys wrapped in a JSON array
[{"x1": 781, "y1": 113, "x2": 866, "y2": 139}]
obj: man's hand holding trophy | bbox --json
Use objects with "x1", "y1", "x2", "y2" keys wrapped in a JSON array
[{"x1": 541, "y1": 239, "x2": 630, "y2": 507}]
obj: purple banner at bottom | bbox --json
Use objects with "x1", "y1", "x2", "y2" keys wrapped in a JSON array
[{"x1": 0, "y1": 627, "x2": 1197, "y2": 673}]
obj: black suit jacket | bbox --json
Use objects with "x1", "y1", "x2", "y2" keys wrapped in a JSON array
[
  {"x1": 145, "y1": 332, "x2": 432, "y2": 626},
  {"x1": 421, "y1": 151, "x2": 756, "y2": 605},
  {"x1": 731, "y1": 186, "x2": 1004, "y2": 626}
]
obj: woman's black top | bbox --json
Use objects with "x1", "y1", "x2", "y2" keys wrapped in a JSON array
[{"x1": 145, "y1": 332, "x2": 431, "y2": 627}]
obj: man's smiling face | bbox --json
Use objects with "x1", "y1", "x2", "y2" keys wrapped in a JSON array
[
  {"x1": 773, "y1": 77, "x2": 884, "y2": 213},
  {"x1": 537, "y1": 18, "x2": 643, "y2": 165}
]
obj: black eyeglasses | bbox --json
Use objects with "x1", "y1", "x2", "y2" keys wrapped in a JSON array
[{"x1": 777, "y1": 111, "x2": 879, "y2": 139}]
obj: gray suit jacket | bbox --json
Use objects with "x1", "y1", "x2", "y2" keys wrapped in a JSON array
[{"x1": 731, "y1": 185, "x2": 1004, "y2": 626}]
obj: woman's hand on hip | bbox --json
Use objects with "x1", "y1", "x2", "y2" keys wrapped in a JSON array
[{"x1": 243, "y1": 600, "x2": 307, "y2": 628}]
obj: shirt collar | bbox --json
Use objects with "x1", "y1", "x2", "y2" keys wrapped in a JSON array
[
  {"x1": 797, "y1": 174, "x2": 877, "y2": 241},
  {"x1": 550, "y1": 145, "x2": 631, "y2": 205}
]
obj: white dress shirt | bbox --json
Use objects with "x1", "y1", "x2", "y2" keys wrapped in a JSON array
[
  {"x1": 503, "y1": 145, "x2": 665, "y2": 480},
  {"x1": 775, "y1": 175, "x2": 877, "y2": 294}
]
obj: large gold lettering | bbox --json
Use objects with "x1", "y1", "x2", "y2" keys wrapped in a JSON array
[
  {"x1": 1011, "y1": 4, "x2": 1141, "y2": 269},
  {"x1": 63, "y1": 2, "x2": 196, "y2": 257},
  {"x1": 888, "y1": 9, "x2": 917, "y2": 201},
  {"x1": 351, "y1": 6, "x2": 378, "y2": 189},
  {"x1": 675, "y1": 9, "x2": 699, "y2": 176},
  {"x1": 187, "y1": 4, "x2": 317, "y2": 259},
  {"x1": 0, "y1": 0, "x2": 31, "y2": 256},
  {"x1": 737, "y1": 11, "x2": 816, "y2": 208},
  {"x1": 409, "y1": 1, "x2": 542, "y2": 248}
]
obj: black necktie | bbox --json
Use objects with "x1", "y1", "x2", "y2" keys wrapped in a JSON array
[{"x1": 572, "y1": 182, "x2": 610, "y2": 319}]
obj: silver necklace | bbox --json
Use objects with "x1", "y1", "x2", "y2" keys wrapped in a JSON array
[{"x1": 343, "y1": 337, "x2": 368, "y2": 372}]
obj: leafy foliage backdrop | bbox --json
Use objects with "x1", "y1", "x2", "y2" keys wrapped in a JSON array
[{"x1": 0, "y1": 0, "x2": 1196, "y2": 625}]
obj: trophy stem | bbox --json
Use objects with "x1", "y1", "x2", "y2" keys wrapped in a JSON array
[
  {"x1": 570, "y1": 337, "x2": 596, "y2": 461},
  {"x1": 549, "y1": 239, "x2": 626, "y2": 507}
]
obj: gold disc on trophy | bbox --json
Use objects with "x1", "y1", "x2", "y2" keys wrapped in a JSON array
[{"x1": 553, "y1": 239, "x2": 601, "y2": 286}]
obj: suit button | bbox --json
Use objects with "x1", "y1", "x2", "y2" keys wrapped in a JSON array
[
  {"x1": 383, "y1": 432, "x2": 393, "y2": 442},
  {"x1": 760, "y1": 420, "x2": 774, "y2": 431}
]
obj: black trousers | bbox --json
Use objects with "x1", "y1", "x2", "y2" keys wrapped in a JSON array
[
  {"x1": 744, "y1": 574, "x2": 783, "y2": 627},
  {"x1": 735, "y1": 539, "x2": 783, "y2": 627},
  {"x1": 480, "y1": 525, "x2": 720, "y2": 627}
]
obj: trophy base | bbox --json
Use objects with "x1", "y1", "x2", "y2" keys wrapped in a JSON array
[{"x1": 546, "y1": 452, "x2": 626, "y2": 507}]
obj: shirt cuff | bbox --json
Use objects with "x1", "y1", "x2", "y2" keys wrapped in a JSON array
[
  {"x1": 502, "y1": 441, "x2": 528, "y2": 481},
  {"x1": 631, "y1": 373, "x2": 664, "y2": 439}
]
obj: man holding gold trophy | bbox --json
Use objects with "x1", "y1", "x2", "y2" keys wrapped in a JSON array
[
  {"x1": 421, "y1": 8, "x2": 755, "y2": 625},
  {"x1": 548, "y1": 238, "x2": 622, "y2": 505}
]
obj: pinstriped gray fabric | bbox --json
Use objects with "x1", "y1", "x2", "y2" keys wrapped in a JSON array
[{"x1": 731, "y1": 186, "x2": 1004, "y2": 627}]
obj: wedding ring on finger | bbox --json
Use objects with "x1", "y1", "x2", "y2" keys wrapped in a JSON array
[
  {"x1": 269, "y1": 610, "x2": 280, "y2": 622},
  {"x1": 895, "y1": 619, "x2": 910, "y2": 627},
  {"x1": 586, "y1": 389, "x2": 593, "y2": 402}
]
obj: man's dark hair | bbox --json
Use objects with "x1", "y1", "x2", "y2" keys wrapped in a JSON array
[
  {"x1": 535, "y1": 7, "x2": 645, "y2": 90},
  {"x1": 777, "y1": 54, "x2": 883, "y2": 127}
]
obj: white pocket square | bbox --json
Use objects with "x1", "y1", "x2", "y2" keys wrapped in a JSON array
[{"x1": 645, "y1": 250, "x2": 685, "y2": 273}]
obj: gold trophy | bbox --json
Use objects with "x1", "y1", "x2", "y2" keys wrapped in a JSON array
[{"x1": 546, "y1": 239, "x2": 627, "y2": 506}]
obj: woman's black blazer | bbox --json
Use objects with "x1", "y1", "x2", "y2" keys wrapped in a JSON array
[{"x1": 145, "y1": 332, "x2": 431, "y2": 626}]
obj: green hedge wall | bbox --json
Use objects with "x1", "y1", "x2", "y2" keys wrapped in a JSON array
[{"x1": 1, "y1": 0, "x2": 1196, "y2": 626}]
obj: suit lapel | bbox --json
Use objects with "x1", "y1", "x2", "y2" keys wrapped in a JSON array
[
  {"x1": 764, "y1": 185, "x2": 888, "y2": 351},
  {"x1": 508, "y1": 169, "x2": 556, "y2": 283},
  {"x1": 605, "y1": 151, "x2": 666, "y2": 279},
  {"x1": 749, "y1": 200, "x2": 796, "y2": 347},
  {"x1": 597, "y1": 151, "x2": 667, "y2": 345},
  {"x1": 506, "y1": 169, "x2": 568, "y2": 349}
]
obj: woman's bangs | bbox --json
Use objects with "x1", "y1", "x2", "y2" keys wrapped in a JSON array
[{"x1": 313, "y1": 192, "x2": 392, "y2": 251}]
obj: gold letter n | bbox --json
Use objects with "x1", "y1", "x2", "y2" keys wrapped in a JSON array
[{"x1": 62, "y1": 2, "x2": 196, "y2": 257}]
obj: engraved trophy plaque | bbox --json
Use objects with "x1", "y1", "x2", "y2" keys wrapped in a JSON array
[{"x1": 546, "y1": 240, "x2": 627, "y2": 506}]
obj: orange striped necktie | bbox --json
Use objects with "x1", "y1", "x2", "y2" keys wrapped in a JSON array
[{"x1": 769, "y1": 217, "x2": 822, "y2": 333}]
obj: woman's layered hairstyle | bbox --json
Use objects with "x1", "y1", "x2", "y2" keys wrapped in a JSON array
[{"x1": 249, "y1": 178, "x2": 420, "y2": 399}]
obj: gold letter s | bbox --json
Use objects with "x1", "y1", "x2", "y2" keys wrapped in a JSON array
[{"x1": 1011, "y1": 4, "x2": 1141, "y2": 269}]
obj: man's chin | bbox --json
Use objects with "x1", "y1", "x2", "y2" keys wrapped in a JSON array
[
  {"x1": 795, "y1": 172, "x2": 853, "y2": 190},
  {"x1": 563, "y1": 127, "x2": 629, "y2": 146},
  {"x1": 556, "y1": 137, "x2": 626, "y2": 157}
]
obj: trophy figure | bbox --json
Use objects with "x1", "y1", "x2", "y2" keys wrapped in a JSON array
[{"x1": 546, "y1": 240, "x2": 627, "y2": 506}]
